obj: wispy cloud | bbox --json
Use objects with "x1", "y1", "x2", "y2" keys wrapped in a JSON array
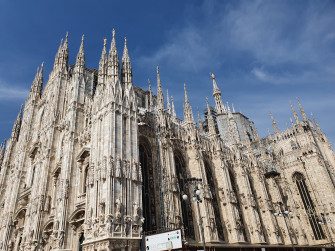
[{"x1": 0, "y1": 82, "x2": 29, "y2": 100}]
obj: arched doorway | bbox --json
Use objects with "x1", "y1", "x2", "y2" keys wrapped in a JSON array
[
  {"x1": 204, "y1": 161, "x2": 225, "y2": 241},
  {"x1": 174, "y1": 152, "x2": 195, "y2": 240},
  {"x1": 139, "y1": 138, "x2": 157, "y2": 233}
]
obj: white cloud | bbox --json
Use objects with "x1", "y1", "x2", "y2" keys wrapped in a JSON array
[{"x1": 0, "y1": 82, "x2": 29, "y2": 100}]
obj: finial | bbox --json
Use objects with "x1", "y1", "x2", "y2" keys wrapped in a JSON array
[
  {"x1": 112, "y1": 29, "x2": 115, "y2": 38},
  {"x1": 184, "y1": 83, "x2": 189, "y2": 102},
  {"x1": 148, "y1": 79, "x2": 151, "y2": 89},
  {"x1": 124, "y1": 37, "x2": 127, "y2": 45},
  {"x1": 269, "y1": 110, "x2": 279, "y2": 134},
  {"x1": 296, "y1": 97, "x2": 307, "y2": 121},
  {"x1": 232, "y1": 103, "x2": 235, "y2": 113},
  {"x1": 157, "y1": 66, "x2": 159, "y2": 74},
  {"x1": 81, "y1": 34, "x2": 84, "y2": 42},
  {"x1": 210, "y1": 72, "x2": 215, "y2": 80}
]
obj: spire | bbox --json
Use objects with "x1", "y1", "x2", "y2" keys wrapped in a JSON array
[
  {"x1": 197, "y1": 108, "x2": 204, "y2": 133},
  {"x1": 11, "y1": 105, "x2": 23, "y2": 140},
  {"x1": 157, "y1": 66, "x2": 164, "y2": 110},
  {"x1": 183, "y1": 84, "x2": 194, "y2": 123},
  {"x1": 108, "y1": 29, "x2": 120, "y2": 82},
  {"x1": 311, "y1": 113, "x2": 322, "y2": 134},
  {"x1": 210, "y1": 73, "x2": 226, "y2": 114},
  {"x1": 53, "y1": 33, "x2": 69, "y2": 71},
  {"x1": 121, "y1": 37, "x2": 132, "y2": 86},
  {"x1": 296, "y1": 97, "x2": 308, "y2": 121},
  {"x1": 0, "y1": 139, "x2": 6, "y2": 167},
  {"x1": 99, "y1": 38, "x2": 108, "y2": 77},
  {"x1": 166, "y1": 90, "x2": 171, "y2": 114},
  {"x1": 290, "y1": 100, "x2": 299, "y2": 123},
  {"x1": 30, "y1": 63, "x2": 44, "y2": 98},
  {"x1": 206, "y1": 98, "x2": 217, "y2": 136},
  {"x1": 269, "y1": 111, "x2": 279, "y2": 134},
  {"x1": 74, "y1": 35, "x2": 85, "y2": 75},
  {"x1": 267, "y1": 128, "x2": 272, "y2": 140},
  {"x1": 171, "y1": 96, "x2": 176, "y2": 118},
  {"x1": 232, "y1": 103, "x2": 235, "y2": 113},
  {"x1": 148, "y1": 79, "x2": 153, "y2": 111}
]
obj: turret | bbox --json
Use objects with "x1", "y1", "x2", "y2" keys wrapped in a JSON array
[
  {"x1": 183, "y1": 84, "x2": 194, "y2": 123},
  {"x1": 211, "y1": 73, "x2": 226, "y2": 114},
  {"x1": 269, "y1": 111, "x2": 279, "y2": 134},
  {"x1": 11, "y1": 105, "x2": 23, "y2": 140},
  {"x1": 107, "y1": 29, "x2": 120, "y2": 83},
  {"x1": 121, "y1": 37, "x2": 132, "y2": 87},
  {"x1": 156, "y1": 67, "x2": 164, "y2": 111},
  {"x1": 296, "y1": 97, "x2": 308, "y2": 121},
  {"x1": 290, "y1": 100, "x2": 299, "y2": 124},
  {"x1": 74, "y1": 35, "x2": 85, "y2": 75}
]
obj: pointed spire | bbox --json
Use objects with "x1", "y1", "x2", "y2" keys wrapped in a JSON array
[
  {"x1": 206, "y1": 98, "x2": 217, "y2": 136},
  {"x1": 290, "y1": 100, "x2": 299, "y2": 123},
  {"x1": 121, "y1": 37, "x2": 132, "y2": 86},
  {"x1": 30, "y1": 63, "x2": 44, "y2": 98},
  {"x1": 148, "y1": 79, "x2": 153, "y2": 111},
  {"x1": 53, "y1": 32, "x2": 69, "y2": 71},
  {"x1": 183, "y1": 84, "x2": 194, "y2": 123},
  {"x1": 242, "y1": 124, "x2": 253, "y2": 155},
  {"x1": 210, "y1": 73, "x2": 226, "y2": 114},
  {"x1": 296, "y1": 97, "x2": 308, "y2": 121},
  {"x1": 99, "y1": 38, "x2": 108, "y2": 77},
  {"x1": 197, "y1": 108, "x2": 204, "y2": 133},
  {"x1": 63, "y1": 32, "x2": 69, "y2": 49},
  {"x1": 269, "y1": 110, "x2": 279, "y2": 134},
  {"x1": 171, "y1": 96, "x2": 176, "y2": 118},
  {"x1": 290, "y1": 117, "x2": 294, "y2": 127},
  {"x1": 157, "y1": 66, "x2": 164, "y2": 110},
  {"x1": 166, "y1": 90, "x2": 171, "y2": 114},
  {"x1": 267, "y1": 128, "x2": 272, "y2": 140},
  {"x1": 311, "y1": 113, "x2": 322, "y2": 134},
  {"x1": 232, "y1": 103, "x2": 235, "y2": 113},
  {"x1": 108, "y1": 28, "x2": 120, "y2": 82},
  {"x1": 11, "y1": 105, "x2": 23, "y2": 140},
  {"x1": 0, "y1": 139, "x2": 6, "y2": 167},
  {"x1": 75, "y1": 35, "x2": 85, "y2": 75}
]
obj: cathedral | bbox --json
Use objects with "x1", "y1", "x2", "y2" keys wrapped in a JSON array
[{"x1": 0, "y1": 30, "x2": 335, "y2": 251}]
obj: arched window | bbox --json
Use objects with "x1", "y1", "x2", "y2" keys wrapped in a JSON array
[
  {"x1": 290, "y1": 140, "x2": 298, "y2": 150},
  {"x1": 228, "y1": 169, "x2": 248, "y2": 241},
  {"x1": 139, "y1": 139, "x2": 157, "y2": 233},
  {"x1": 204, "y1": 161, "x2": 225, "y2": 241},
  {"x1": 78, "y1": 232, "x2": 85, "y2": 251},
  {"x1": 83, "y1": 166, "x2": 88, "y2": 194},
  {"x1": 174, "y1": 153, "x2": 195, "y2": 240},
  {"x1": 294, "y1": 173, "x2": 325, "y2": 240}
]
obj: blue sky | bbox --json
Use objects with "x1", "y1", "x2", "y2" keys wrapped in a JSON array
[{"x1": 0, "y1": 0, "x2": 335, "y2": 146}]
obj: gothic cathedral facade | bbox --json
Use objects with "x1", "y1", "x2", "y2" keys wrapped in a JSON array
[{"x1": 0, "y1": 31, "x2": 335, "y2": 251}]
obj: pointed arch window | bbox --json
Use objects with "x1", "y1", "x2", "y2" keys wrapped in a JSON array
[
  {"x1": 204, "y1": 161, "x2": 225, "y2": 241},
  {"x1": 174, "y1": 153, "x2": 195, "y2": 240},
  {"x1": 294, "y1": 173, "x2": 325, "y2": 240},
  {"x1": 139, "y1": 139, "x2": 157, "y2": 233}
]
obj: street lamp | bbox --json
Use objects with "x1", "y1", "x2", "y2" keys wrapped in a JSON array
[
  {"x1": 273, "y1": 201, "x2": 295, "y2": 251},
  {"x1": 182, "y1": 178, "x2": 206, "y2": 251},
  {"x1": 318, "y1": 213, "x2": 335, "y2": 251}
]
